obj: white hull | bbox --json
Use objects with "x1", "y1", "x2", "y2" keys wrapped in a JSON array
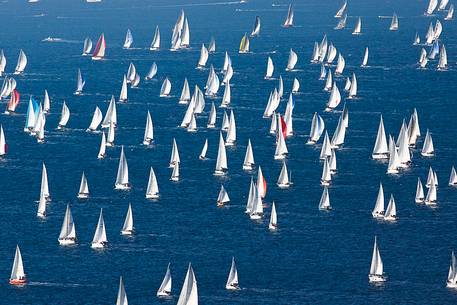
[
  {"x1": 372, "y1": 153, "x2": 389, "y2": 160},
  {"x1": 277, "y1": 183, "x2": 290, "y2": 189},
  {"x1": 58, "y1": 238, "x2": 76, "y2": 246},
  {"x1": 91, "y1": 242, "x2": 106, "y2": 249},
  {"x1": 146, "y1": 193, "x2": 160, "y2": 199},
  {"x1": 421, "y1": 152, "x2": 434, "y2": 157},
  {"x1": 170, "y1": 176, "x2": 179, "y2": 182},
  {"x1": 320, "y1": 179, "x2": 330, "y2": 186},
  {"x1": 415, "y1": 198, "x2": 425, "y2": 204},
  {"x1": 121, "y1": 230, "x2": 134, "y2": 236},
  {"x1": 77, "y1": 193, "x2": 89, "y2": 199},
  {"x1": 274, "y1": 154, "x2": 286, "y2": 160},
  {"x1": 447, "y1": 281, "x2": 457, "y2": 289},
  {"x1": 207, "y1": 124, "x2": 215, "y2": 128},
  {"x1": 369, "y1": 274, "x2": 386, "y2": 283},
  {"x1": 243, "y1": 164, "x2": 254, "y2": 171},
  {"x1": 250, "y1": 214, "x2": 262, "y2": 220},
  {"x1": 214, "y1": 170, "x2": 227, "y2": 176},
  {"x1": 269, "y1": 224, "x2": 277, "y2": 230},
  {"x1": 157, "y1": 291, "x2": 171, "y2": 297},
  {"x1": 115, "y1": 183, "x2": 131, "y2": 190}
]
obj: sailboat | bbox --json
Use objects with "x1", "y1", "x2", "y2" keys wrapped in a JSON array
[
  {"x1": 285, "y1": 49, "x2": 298, "y2": 71},
  {"x1": 321, "y1": 158, "x2": 332, "y2": 186},
  {"x1": 145, "y1": 62, "x2": 158, "y2": 80},
  {"x1": 177, "y1": 263, "x2": 198, "y2": 305},
  {"x1": 425, "y1": 175, "x2": 437, "y2": 205},
  {"x1": 437, "y1": 44, "x2": 448, "y2": 70},
  {"x1": 170, "y1": 138, "x2": 180, "y2": 167},
  {"x1": 58, "y1": 204, "x2": 76, "y2": 245},
  {"x1": 283, "y1": 4, "x2": 294, "y2": 27},
  {"x1": 150, "y1": 26, "x2": 160, "y2": 50},
  {"x1": 334, "y1": 0, "x2": 347, "y2": 18},
  {"x1": 77, "y1": 172, "x2": 89, "y2": 199},
  {"x1": 0, "y1": 50, "x2": 5, "y2": 76},
  {"x1": 250, "y1": 16, "x2": 261, "y2": 36},
  {"x1": 131, "y1": 72, "x2": 140, "y2": 88},
  {"x1": 40, "y1": 162, "x2": 51, "y2": 201},
  {"x1": 292, "y1": 78, "x2": 300, "y2": 93},
  {"x1": 225, "y1": 110, "x2": 236, "y2": 146},
  {"x1": 239, "y1": 33, "x2": 250, "y2": 53},
  {"x1": 14, "y1": 49, "x2": 27, "y2": 74},
  {"x1": 98, "y1": 132, "x2": 107, "y2": 159},
  {"x1": 160, "y1": 77, "x2": 172, "y2": 97},
  {"x1": 329, "y1": 149, "x2": 337, "y2": 174},
  {"x1": 106, "y1": 122, "x2": 114, "y2": 145},
  {"x1": 82, "y1": 37, "x2": 93, "y2": 55},
  {"x1": 121, "y1": 203, "x2": 134, "y2": 235},
  {"x1": 170, "y1": 162, "x2": 180, "y2": 182},
  {"x1": 126, "y1": 63, "x2": 136, "y2": 83},
  {"x1": 9, "y1": 245, "x2": 27, "y2": 285},
  {"x1": 86, "y1": 107, "x2": 103, "y2": 132},
  {"x1": 324, "y1": 69, "x2": 332, "y2": 91},
  {"x1": 334, "y1": 14, "x2": 347, "y2": 30},
  {"x1": 74, "y1": 69, "x2": 85, "y2": 95},
  {"x1": 207, "y1": 103, "x2": 216, "y2": 128},
  {"x1": 372, "y1": 183, "x2": 385, "y2": 218},
  {"x1": 187, "y1": 114, "x2": 197, "y2": 132},
  {"x1": 197, "y1": 44, "x2": 209, "y2": 69},
  {"x1": 368, "y1": 236, "x2": 386, "y2": 283},
  {"x1": 274, "y1": 115, "x2": 288, "y2": 160},
  {"x1": 157, "y1": 263, "x2": 172, "y2": 297},
  {"x1": 0, "y1": 125, "x2": 7, "y2": 156},
  {"x1": 413, "y1": 32, "x2": 421, "y2": 45},
  {"x1": 318, "y1": 187, "x2": 332, "y2": 210},
  {"x1": 269, "y1": 201, "x2": 278, "y2": 230},
  {"x1": 145, "y1": 167, "x2": 160, "y2": 199},
  {"x1": 214, "y1": 133, "x2": 228, "y2": 176},
  {"x1": 101, "y1": 96, "x2": 117, "y2": 128},
  {"x1": 335, "y1": 53, "x2": 345, "y2": 75},
  {"x1": 389, "y1": 13, "x2": 399, "y2": 31},
  {"x1": 123, "y1": 29, "x2": 133, "y2": 49},
  {"x1": 384, "y1": 194, "x2": 397, "y2": 221},
  {"x1": 243, "y1": 139, "x2": 255, "y2": 170},
  {"x1": 330, "y1": 114, "x2": 346, "y2": 148},
  {"x1": 326, "y1": 44, "x2": 337, "y2": 65},
  {"x1": 447, "y1": 251, "x2": 457, "y2": 288},
  {"x1": 419, "y1": 48, "x2": 428, "y2": 68},
  {"x1": 249, "y1": 187, "x2": 263, "y2": 220},
  {"x1": 325, "y1": 82, "x2": 341, "y2": 111},
  {"x1": 307, "y1": 112, "x2": 325, "y2": 144},
  {"x1": 115, "y1": 146, "x2": 131, "y2": 190},
  {"x1": 445, "y1": 4, "x2": 454, "y2": 20},
  {"x1": 143, "y1": 111, "x2": 154, "y2": 145},
  {"x1": 119, "y1": 75, "x2": 128, "y2": 103},
  {"x1": 426, "y1": 167, "x2": 438, "y2": 188},
  {"x1": 199, "y1": 139, "x2": 208, "y2": 160},
  {"x1": 415, "y1": 178, "x2": 425, "y2": 203},
  {"x1": 116, "y1": 277, "x2": 128, "y2": 305},
  {"x1": 5, "y1": 89, "x2": 20, "y2": 114},
  {"x1": 449, "y1": 166, "x2": 457, "y2": 186},
  {"x1": 277, "y1": 161, "x2": 291, "y2": 188},
  {"x1": 421, "y1": 129, "x2": 434, "y2": 157},
  {"x1": 179, "y1": 78, "x2": 191, "y2": 104},
  {"x1": 57, "y1": 101, "x2": 70, "y2": 129},
  {"x1": 217, "y1": 185, "x2": 230, "y2": 207},
  {"x1": 91, "y1": 208, "x2": 107, "y2": 249},
  {"x1": 439, "y1": 0, "x2": 449, "y2": 10},
  {"x1": 92, "y1": 33, "x2": 106, "y2": 60},
  {"x1": 425, "y1": 0, "x2": 438, "y2": 15},
  {"x1": 225, "y1": 257, "x2": 240, "y2": 290},
  {"x1": 361, "y1": 47, "x2": 369, "y2": 67},
  {"x1": 208, "y1": 36, "x2": 216, "y2": 53},
  {"x1": 352, "y1": 17, "x2": 362, "y2": 35},
  {"x1": 37, "y1": 191, "x2": 46, "y2": 218}
]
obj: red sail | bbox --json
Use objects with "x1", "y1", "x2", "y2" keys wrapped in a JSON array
[
  {"x1": 7, "y1": 89, "x2": 20, "y2": 112},
  {"x1": 280, "y1": 115, "x2": 287, "y2": 139}
]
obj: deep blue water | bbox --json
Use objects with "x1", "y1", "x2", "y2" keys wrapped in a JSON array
[{"x1": 1, "y1": 0, "x2": 457, "y2": 304}]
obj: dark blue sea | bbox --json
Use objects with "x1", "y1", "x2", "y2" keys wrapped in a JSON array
[{"x1": 1, "y1": 0, "x2": 457, "y2": 304}]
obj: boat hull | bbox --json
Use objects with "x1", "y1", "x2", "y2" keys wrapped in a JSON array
[
  {"x1": 146, "y1": 193, "x2": 159, "y2": 199},
  {"x1": 58, "y1": 238, "x2": 76, "y2": 246},
  {"x1": 91, "y1": 242, "x2": 106, "y2": 249},
  {"x1": 9, "y1": 278, "x2": 27, "y2": 285},
  {"x1": 369, "y1": 274, "x2": 386, "y2": 283},
  {"x1": 77, "y1": 193, "x2": 89, "y2": 199},
  {"x1": 115, "y1": 183, "x2": 131, "y2": 190}
]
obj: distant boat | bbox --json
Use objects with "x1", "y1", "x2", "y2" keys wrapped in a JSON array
[
  {"x1": 334, "y1": 13, "x2": 347, "y2": 30},
  {"x1": 208, "y1": 36, "x2": 216, "y2": 53},
  {"x1": 330, "y1": 114, "x2": 346, "y2": 149},
  {"x1": 384, "y1": 194, "x2": 397, "y2": 221},
  {"x1": 292, "y1": 78, "x2": 300, "y2": 93},
  {"x1": 91, "y1": 208, "x2": 107, "y2": 249},
  {"x1": 160, "y1": 77, "x2": 172, "y2": 97},
  {"x1": 58, "y1": 204, "x2": 76, "y2": 245},
  {"x1": 106, "y1": 121, "x2": 115, "y2": 147},
  {"x1": 419, "y1": 48, "x2": 428, "y2": 68},
  {"x1": 9, "y1": 245, "x2": 26, "y2": 285},
  {"x1": 220, "y1": 80, "x2": 231, "y2": 107},
  {"x1": 146, "y1": 167, "x2": 160, "y2": 199},
  {"x1": 179, "y1": 78, "x2": 191, "y2": 104},
  {"x1": 415, "y1": 178, "x2": 425, "y2": 203},
  {"x1": 307, "y1": 112, "x2": 325, "y2": 144},
  {"x1": 119, "y1": 75, "x2": 128, "y2": 103},
  {"x1": 372, "y1": 183, "x2": 385, "y2": 218},
  {"x1": 243, "y1": 139, "x2": 255, "y2": 170},
  {"x1": 269, "y1": 201, "x2": 278, "y2": 230},
  {"x1": 37, "y1": 191, "x2": 46, "y2": 218},
  {"x1": 447, "y1": 251, "x2": 457, "y2": 288},
  {"x1": 438, "y1": 0, "x2": 449, "y2": 10},
  {"x1": 170, "y1": 138, "x2": 180, "y2": 168},
  {"x1": 425, "y1": 175, "x2": 437, "y2": 205},
  {"x1": 413, "y1": 32, "x2": 421, "y2": 45},
  {"x1": 101, "y1": 96, "x2": 117, "y2": 128},
  {"x1": 318, "y1": 186, "x2": 332, "y2": 210},
  {"x1": 41, "y1": 162, "x2": 51, "y2": 201},
  {"x1": 77, "y1": 172, "x2": 89, "y2": 199},
  {"x1": 445, "y1": 4, "x2": 454, "y2": 20},
  {"x1": 361, "y1": 47, "x2": 369, "y2": 67},
  {"x1": 329, "y1": 149, "x2": 337, "y2": 174},
  {"x1": 170, "y1": 162, "x2": 180, "y2": 182},
  {"x1": 145, "y1": 62, "x2": 158, "y2": 80},
  {"x1": 121, "y1": 203, "x2": 134, "y2": 235},
  {"x1": 199, "y1": 139, "x2": 208, "y2": 160},
  {"x1": 277, "y1": 161, "x2": 291, "y2": 188},
  {"x1": 87, "y1": 106, "x2": 103, "y2": 132},
  {"x1": 91, "y1": 33, "x2": 106, "y2": 60},
  {"x1": 126, "y1": 62, "x2": 136, "y2": 83},
  {"x1": 14, "y1": 49, "x2": 27, "y2": 75},
  {"x1": 0, "y1": 125, "x2": 7, "y2": 156},
  {"x1": 334, "y1": 0, "x2": 347, "y2": 18},
  {"x1": 389, "y1": 13, "x2": 399, "y2": 31},
  {"x1": 115, "y1": 146, "x2": 131, "y2": 190},
  {"x1": 437, "y1": 44, "x2": 448, "y2": 70},
  {"x1": 347, "y1": 73, "x2": 357, "y2": 99},
  {"x1": 408, "y1": 109, "x2": 420, "y2": 147},
  {"x1": 285, "y1": 48, "x2": 298, "y2": 71},
  {"x1": 311, "y1": 42, "x2": 320, "y2": 63},
  {"x1": 225, "y1": 110, "x2": 236, "y2": 146},
  {"x1": 344, "y1": 77, "x2": 351, "y2": 92},
  {"x1": 197, "y1": 44, "x2": 209, "y2": 69},
  {"x1": 274, "y1": 114, "x2": 288, "y2": 160},
  {"x1": 421, "y1": 129, "x2": 435, "y2": 156},
  {"x1": 5, "y1": 89, "x2": 20, "y2": 114},
  {"x1": 368, "y1": 236, "x2": 386, "y2": 283},
  {"x1": 425, "y1": 0, "x2": 438, "y2": 15},
  {"x1": 177, "y1": 263, "x2": 198, "y2": 305},
  {"x1": 123, "y1": 29, "x2": 133, "y2": 49},
  {"x1": 57, "y1": 101, "x2": 70, "y2": 129},
  {"x1": 97, "y1": 132, "x2": 107, "y2": 159},
  {"x1": 283, "y1": 4, "x2": 294, "y2": 27},
  {"x1": 82, "y1": 37, "x2": 93, "y2": 55},
  {"x1": 250, "y1": 16, "x2": 261, "y2": 37},
  {"x1": 426, "y1": 166, "x2": 438, "y2": 188},
  {"x1": 221, "y1": 51, "x2": 231, "y2": 73},
  {"x1": 352, "y1": 17, "x2": 362, "y2": 35},
  {"x1": 324, "y1": 69, "x2": 333, "y2": 91},
  {"x1": 116, "y1": 276, "x2": 128, "y2": 305},
  {"x1": 326, "y1": 43, "x2": 337, "y2": 65},
  {"x1": 226, "y1": 257, "x2": 240, "y2": 290},
  {"x1": 74, "y1": 69, "x2": 85, "y2": 95},
  {"x1": 372, "y1": 116, "x2": 389, "y2": 159},
  {"x1": 157, "y1": 263, "x2": 172, "y2": 297},
  {"x1": 214, "y1": 132, "x2": 228, "y2": 175},
  {"x1": 207, "y1": 103, "x2": 216, "y2": 128},
  {"x1": 335, "y1": 53, "x2": 345, "y2": 75},
  {"x1": 321, "y1": 158, "x2": 331, "y2": 186},
  {"x1": 217, "y1": 185, "x2": 230, "y2": 207},
  {"x1": 449, "y1": 166, "x2": 457, "y2": 186},
  {"x1": 170, "y1": 10, "x2": 185, "y2": 51},
  {"x1": 239, "y1": 33, "x2": 250, "y2": 53},
  {"x1": 143, "y1": 111, "x2": 154, "y2": 145},
  {"x1": 249, "y1": 186, "x2": 263, "y2": 220},
  {"x1": 0, "y1": 50, "x2": 5, "y2": 76},
  {"x1": 150, "y1": 26, "x2": 160, "y2": 50},
  {"x1": 325, "y1": 82, "x2": 341, "y2": 112}
]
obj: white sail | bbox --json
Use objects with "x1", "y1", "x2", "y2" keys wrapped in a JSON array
[
  {"x1": 115, "y1": 146, "x2": 130, "y2": 190},
  {"x1": 425, "y1": 0, "x2": 438, "y2": 15},
  {"x1": 320, "y1": 131, "x2": 332, "y2": 160},
  {"x1": 119, "y1": 75, "x2": 128, "y2": 102},
  {"x1": 274, "y1": 115, "x2": 288, "y2": 160},
  {"x1": 269, "y1": 201, "x2": 277, "y2": 230},
  {"x1": 408, "y1": 108, "x2": 421, "y2": 146},
  {"x1": 250, "y1": 186, "x2": 264, "y2": 220},
  {"x1": 222, "y1": 52, "x2": 231, "y2": 73},
  {"x1": 250, "y1": 16, "x2": 261, "y2": 36},
  {"x1": 217, "y1": 185, "x2": 230, "y2": 206},
  {"x1": 265, "y1": 57, "x2": 274, "y2": 79},
  {"x1": 389, "y1": 13, "x2": 399, "y2": 31},
  {"x1": 285, "y1": 48, "x2": 298, "y2": 71},
  {"x1": 160, "y1": 77, "x2": 172, "y2": 97},
  {"x1": 14, "y1": 49, "x2": 27, "y2": 74},
  {"x1": 37, "y1": 191, "x2": 46, "y2": 218},
  {"x1": 0, "y1": 50, "x2": 5, "y2": 76},
  {"x1": 371, "y1": 183, "x2": 385, "y2": 218},
  {"x1": 449, "y1": 166, "x2": 457, "y2": 186},
  {"x1": 352, "y1": 17, "x2": 362, "y2": 35},
  {"x1": 243, "y1": 139, "x2": 255, "y2": 170},
  {"x1": 421, "y1": 129, "x2": 434, "y2": 156},
  {"x1": 101, "y1": 96, "x2": 117, "y2": 128},
  {"x1": 361, "y1": 47, "x2": 369, "y2": 67},
  {"x1": 334, "y1": 13, "x2": 347, "y2": 30},
  {"x1": 121, "y1": 203, "x2": 134, "y2": 235},
  {"x1": 238, "y1": 33, "x2": 250, "y2": 53},
  {"x1": 170, "y1": 162, "x2": 180, "y2": 182},
  {"x1": 123, "y1": 29, "x2": 133, "y2": 49},
  {"x1": 372, "y1": 116, "x2": 389, "y2": 159},
  {"x1": 126, "y1": 62, "x2": 136, "y2": 83},
  {"x1": 437, "y1": 44, "x2": 448, "y2": 70},
  {"x1": 326, "y1": 43, "x2": 337, "y2": 65},
  {"x1": 9, "y1": 245, "x2": 26, "y2": 284},
  {"x1": 41, "y1": 162, "x2": 51, "y2": 200},
  {"x1": 384, "y1": 194, "x2": 397, "y2": 221},
  {"x1": 187, "y1": 114, "x2": 197, "y2": 133},
  {"x1": 269, "y1": 111, "x2": 277, "y2": 135},
  {"x1": 225, "y1": 257, "x2": 239, "y2": 290},
  {"x1": 91, "y1": 209, "x2": 107, "y2": 248},
  {"x1": 145, "y1": 62, "x2": 158, "y2": 80},
  {"x1": 208, "y1": 36, "x2": 216, "y2": 53},
  {"x1": 74, "y1": 69, "x2": 85, "y2": 95},
  {"x1": 439, "y1": 0, "x2": 449, "y2": 10},
  {"x1": 197, "y1": 44, "x2": 209, "y2": 68},
  {"x1": 170, "y1": 138, "x2": 180, "y2": 167},
  {"x1": 0, "y1": 125, "x2": 6, "y2": 156},
  {"x1": 335, "y1": 53, "x2": 345, "y2": 75},
  {"x1": 324, "y1": 69, "x2": 333, "y2": 91},
  {"x1": 58, "y1": 204, "x2": 76, "y2": 245},
  {"x1": 116, "y1": 277, "x2": 128, "y2": 305},
  {"x1": 283, "y1": 4, "x2": 294, "y2": 27},
  {"x1": 179, "y1": 79, "x2": 191, "y2": 104},
  {"x1": 87, "y1": 106, "x2": 103, "y2": 132},
  {"x1": 199, "y1": 139, "x2": 208, "y2": 160},
  {"x1": 311, "y1": 42, "x2": 320, "y2": 63},
  {"x1": 215, "y1": 133, "x2": 228, "y2": 175},
  {"x1": 318, "y1": 186, "x2": 331, "y2": 210},
  {"x1": 334, "y1": 0, "x2": 347, "y2": 17},
  {"x1": 145, "y1": 167, "x2": 160, "y2": 199},
  {"x1": 57, "y1": 101, "x2": 70, "y2": 129},
  {"x1": 308, "y1": 112, "x2": 325, "y2": 144},
  {"x1": 91, "y1": 33, "x2": 106, "y2": 60},
  {"x1": 207, "y1": 102, "x2": 216, "y2": 128},
  {"x1": 321, "y1": 158, "x2": 331, "y2": 186},
  {"x1": 97, "y1": 132, "x2": 106, "y2": 159},
  {"x1": 368, "y1": 236, "x2": 385, "y2": 282},
  {"x1": 292, "y1": 78, "x2": 300, "y2": 93},
  {"x1": 143, "y1": 111, "x2": 154, "y2": 145},
  {"x1": 330, "y1": 115, "x2": 346, "y2": 148},
  {"x1": 77, "y1": 172, "x2": 89, "y2": 199},
  {"x1": 325, "y1": 82, "x2": 341, "y2": 111},
  {"x1": 348, "y1": 73, "x2": 357, "y2": 99},
  {"x1": 277, "y1": 161, "x2": 290, "y2": 188},
  {"x1": 177, "y1": 263, "x2": 198, "y2": 305},
  {"x1": 225, "y1": 110, "x2": 236, "y2": 146},
  {"x1": 106, "y1": 121, "x2": 115, "y2": 147},
  {"x1": 425, "y1": 175, "x2": 437, "y2": 205},
  {"x1": 445, "y1": 4, "x2": 454, "y2": 20},
  {"x1": 157, "y1": 263, "x2": 172, "y2": 297},
  {"x1": 181, "y1": 18, "x2": 190, "y2": 47},
  {"x1": 447, "y1": 251, "x2": 457, "y2": 288},
  {"x1": 419, "y1": 48, "x2": 428, "y2": 68},
  {"x1": 415, "y1": 178, "x2": 425, "y2": 203},
  {"x1": 150, "y1": 26, "x2": 160, "y2": 50}
]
